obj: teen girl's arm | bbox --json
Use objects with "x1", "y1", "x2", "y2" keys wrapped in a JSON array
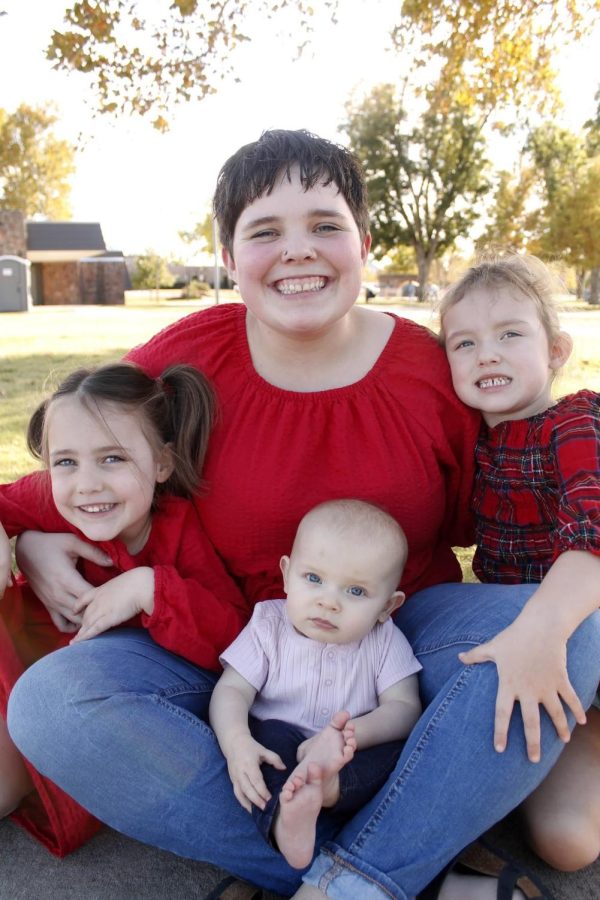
[
  {"x1": 1, "y1": 474, "x2": 112, "y2": 629},
  {"x1": 461, "y1": 396, "x2": 600, "y2": 762},
  {"x1": 0, "y1": 522, "x2": 11, "y2": 597},
  {"x1": 209, "y1": 666, "x2": 285, "y2": 812}
]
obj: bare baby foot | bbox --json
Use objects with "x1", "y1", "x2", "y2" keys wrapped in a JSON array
[
  {"x1": 294, "y1": 710, "x2": 356, "y2": 806},
  {"x1": 273, "y1": 711, "x2": 356, "y2": 868}
]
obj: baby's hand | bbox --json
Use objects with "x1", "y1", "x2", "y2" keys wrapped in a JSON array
[
  {"x1": 0, "y1": 522, "x2": 12, "y2": 598},
  {"x1": 225, "y1": 735, "x2": 285, "y2": 813},
  {"x1": 71, "y1": 567, "x2": 155, "y2": 643}
]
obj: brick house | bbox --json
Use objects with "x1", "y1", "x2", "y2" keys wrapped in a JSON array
[{"x1": 0, "y1": 210, "x2": 129, "y2": 308}]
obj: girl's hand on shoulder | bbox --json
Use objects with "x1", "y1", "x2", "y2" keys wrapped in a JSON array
[
  {"x1": 459, "y1": 613, "x2": 586, "y2": 763},
  {"x1": 225, "y1": 735, "x2": 286, "y2": 813},
  {"x1": 15, "y1": 531, "x2": 112, "y2": 627},
  {"x1": 70, "y1": 567, "x2": 155, "y2": 643}
]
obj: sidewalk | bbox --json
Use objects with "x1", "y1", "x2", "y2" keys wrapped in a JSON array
[{"x1": 1, "y1": 814, "x2": 598, "y2": 899}]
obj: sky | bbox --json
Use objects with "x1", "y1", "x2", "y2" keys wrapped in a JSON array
[{"x1": 0, "y1": 1, "x2": 598, "y2": 258}]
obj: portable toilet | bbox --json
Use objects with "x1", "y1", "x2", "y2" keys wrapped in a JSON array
[{"x1": 0, "y1": 255, "x2": 31, "y2": 312}]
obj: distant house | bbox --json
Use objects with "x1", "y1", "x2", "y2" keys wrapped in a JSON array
[{"x1": 0, "y1": 210, "x2": 129, "y2": 309}]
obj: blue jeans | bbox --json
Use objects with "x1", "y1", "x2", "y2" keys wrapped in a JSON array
[
  {"x1": 249, "y1": 717, "x2": 405, "y2": 844},
  {"x1": 8, "y1": 583, "x2": 600, "y2": 899}
]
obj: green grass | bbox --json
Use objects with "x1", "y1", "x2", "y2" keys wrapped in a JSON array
[{"x1": 1, "y1": 295, "x2": 599, "y2": 579}]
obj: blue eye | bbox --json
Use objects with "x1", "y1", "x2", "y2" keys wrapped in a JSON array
[
  {"x1": 53, "y1": 457, "x2": 75, "y2": 468},
  {"x1": 305, "y1": 572, "x2": 321, "y2": 584},
  {"x1": 103, "y1": 455, "x2": 125, "y2": 464},
  {"x1": 348, "y1": 586, "x2": 365, "y2": 597},
  {"x1": 501, "y1": 330, "x2": 521, "y2": 340},
  {"x1": 454, "y1": 339, "x2": 474, "y2": 350}
]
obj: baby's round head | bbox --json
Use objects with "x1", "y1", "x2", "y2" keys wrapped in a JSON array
[{"x1": 281, "y1": 499, "x2": 408, "y2": 645}]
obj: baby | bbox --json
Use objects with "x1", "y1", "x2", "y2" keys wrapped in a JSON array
[{"x1": 209, "y1": 498, "x2": 422, "y2": 869}]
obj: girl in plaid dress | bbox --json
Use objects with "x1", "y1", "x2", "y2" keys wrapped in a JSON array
[{"x1": 440, "y1": 253, "x2": 600, "y2": 873}]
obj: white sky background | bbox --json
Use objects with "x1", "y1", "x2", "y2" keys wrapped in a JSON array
[{"x1": 0, "y1": 1, "x2": 598, "y2": 257}]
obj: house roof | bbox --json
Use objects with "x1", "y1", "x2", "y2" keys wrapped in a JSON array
[{"x1": 26, "y1": 221, "x2": 107, "y2": 262}]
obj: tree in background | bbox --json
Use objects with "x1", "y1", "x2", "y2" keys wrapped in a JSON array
[
  {"x1": 47, "y1": 0, "x2": 337, "y2": 130},
  {"x1": 0, "y1": 104, "x2": 75, "y2": 218},
  {"x1": 475, "y1": 167, "x2": 539, "y2": 252},
  {"x1": 131, "y1": 251, "x2": 175, "y2": 290},
  {"x1": 381, "y1": 244, "x2": 417, "y2": 274},
  {"x1": 179, "y1": 211, "x2": 214, "y2": 255},
  {"x1": 344, "y1": 84, "x2": 489, "y2": 299},
  {"x1": 526, "y1": 124, "x2": 600, "y2": 299},
  {"x1": 393, "y1": 0, "x2": 599, "y2": 122}
]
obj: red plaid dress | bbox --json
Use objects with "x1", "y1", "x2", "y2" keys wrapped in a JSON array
[{"x1": 473, "y1": 389, "x2": 600, "y2": 584}]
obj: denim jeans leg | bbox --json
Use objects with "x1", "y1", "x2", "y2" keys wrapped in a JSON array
[
  {"x1": 301, "y1": 583, "x2": 600, "y2": 900},
  {"x1": 7, "y1": 629, "x2": 304, "y2": 896},
  {"x1": 333, "y1": 741, "x2": 405, "y2": 816}
]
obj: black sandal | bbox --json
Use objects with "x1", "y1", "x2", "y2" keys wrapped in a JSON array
[
  {"x1": 204, "y1": 875, "x2": 264, "y2": 900},
  {"x1": 418, "y1": 838, "x2": 556, "y2": 899}
]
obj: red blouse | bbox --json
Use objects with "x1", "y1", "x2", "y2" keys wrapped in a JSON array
[{"x1": 128, "y1": 303, "x2": 479, "y2": 600}]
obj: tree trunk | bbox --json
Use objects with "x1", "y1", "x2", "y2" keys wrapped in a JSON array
[
  {"x1": 576, "y1": 269, "x2": 586, "y2": 299},
  {"x1": 415, "y1": 248, "x2": 433, "y2": 302},
  {"x1": 589, "y1": 267, "x2": 600, "y2": 305}
]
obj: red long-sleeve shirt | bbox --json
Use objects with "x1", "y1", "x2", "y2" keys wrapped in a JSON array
[{"x1": 0, "y1": 473, "x2": 250, "y2": 669}]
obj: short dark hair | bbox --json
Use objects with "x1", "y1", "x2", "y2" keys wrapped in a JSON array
[{"x1": 213, "y1": 129, "x2": 370, "y2": 255}]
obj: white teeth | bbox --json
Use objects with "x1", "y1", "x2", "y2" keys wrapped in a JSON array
[
  {"x1": 478, "y1": 377, "x2": 511, "y2": 389},
  {"x1": 276, "y1": 277, "x2": 326, "y2": 295},
  {"x1": 79, "y1": 504, "x2": 115, "y2": 513}
]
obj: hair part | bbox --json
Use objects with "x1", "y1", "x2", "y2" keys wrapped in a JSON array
[
  {"x1": 213, "y1": 128, "x2": 370, "y2": 256},
  {"x1": 295, "y1": 499, "x2": 408, "y2": 582},
  {"x1": 438, "y1": 251, "x2": 564, "y2": 346},
  {"x1": 27, "y1": 361, "x2": 216, "y2": 500}
]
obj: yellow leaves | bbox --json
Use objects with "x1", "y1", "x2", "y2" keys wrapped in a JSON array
[
  {"x1": 395, "y1": 0, "x2": 599, "y2": 121},
  {"x1": 0, "y1": 104, "x2": 76, "y2": 219},
  {"x1": 45, "y1": 0, "x2": 338, "y2": 128}
]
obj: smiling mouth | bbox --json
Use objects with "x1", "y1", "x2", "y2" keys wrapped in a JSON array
[
  {"x1": 477, "y1": 376, "x2": 512, "y2": 389},
  {"x1": 274, "y1": 276, "x2": 327, "y2": 295},
  {"x1": 78, "y1": 503, "x2": 116, "y2": 514}
]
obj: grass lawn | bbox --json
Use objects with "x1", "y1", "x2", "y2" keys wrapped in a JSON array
[{"x1": 1, "y1": 295, "x2": 599, "y2": 578}]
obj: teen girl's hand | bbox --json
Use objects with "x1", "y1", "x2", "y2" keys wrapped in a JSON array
[
  {"x1": 70, "y1": 567, "x2": 155, "y2": 643},
  {"x1": 224, "y1": 734, "x2": 286, "y2": 813},
  {"x1": 0, "y1": 522, "x2": 11, "y2": 598},
  {"x1": 16, "y1": 531, "x2": 113, "y2": 632}
]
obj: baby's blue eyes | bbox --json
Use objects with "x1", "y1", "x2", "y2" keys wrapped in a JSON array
[
  {"x1": 348, "y1": 586, "x2": 365, "y2": 597},
  {"x1": 306, "y1": 572, "x2": 322, "y2": 584}
]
